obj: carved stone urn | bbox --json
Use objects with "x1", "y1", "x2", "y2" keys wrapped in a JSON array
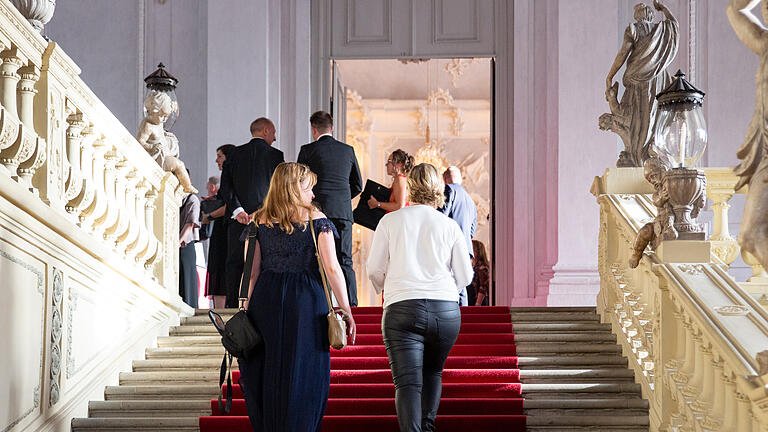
[
  {"x1": 10, "y1": 0, "x2": 56, "y2": 32},
  {"x1": 665, "y1": 167, "x2": 706, "y2": 240}
]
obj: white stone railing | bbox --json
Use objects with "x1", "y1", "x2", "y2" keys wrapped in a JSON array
[
  {"x1": 0, "y1": 2, "x2": 188, "y2": 431},
  {"x1": 593, "y1": 168, "x2": 768, "y2": 431},
  {"x1": 0, "y1": 0, "x2": 182, "y2": 291}
]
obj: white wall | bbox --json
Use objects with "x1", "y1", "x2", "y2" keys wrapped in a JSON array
[{"x1": 45, "y1": 0, "x2": 313, "y2": 191}]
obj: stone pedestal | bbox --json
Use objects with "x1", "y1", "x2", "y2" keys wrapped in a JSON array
[
  {"x1": 597, "y1": 167, "x2": 654, "y2": 194},
  {"x1": 655, "y1": 241, "x2": 711, "y2": 263}
]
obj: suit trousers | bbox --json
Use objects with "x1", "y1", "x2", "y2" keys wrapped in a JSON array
[
  {"x1": 329, "y1": 218, "x2": 358, "y2": 307},
  {"x1": 382, "y1": 299, "x2": 461, "y2": 432},
  {"x1": 225, "y1": 221, "x2": 247, "y2": 308}
]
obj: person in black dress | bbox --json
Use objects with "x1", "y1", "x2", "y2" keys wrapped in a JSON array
[
  {"x1": 239, "y1": 162, "x2": 357, "y2": 432},
  {"x1": 202, "y1": 144, "x2": 235, "y2": 309},
  {"x1": 297, "y1": 110, "x2": 363, "y2": 306},
  {"x1": 219, "y1": 118, "x2": 284, "y2": 308}
]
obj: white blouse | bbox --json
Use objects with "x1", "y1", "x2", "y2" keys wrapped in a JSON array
[{"x1": 366, "y1": 205, "x2": 474, "y2": 308}]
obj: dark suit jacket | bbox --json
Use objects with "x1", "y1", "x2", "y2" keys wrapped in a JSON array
[
  {"x1": 297, "y1": 135, "x2": 362, "y2": 221},
  {"x1": 219, "y1": 138, "x2": 284, "y2": 216},
  {"x1": 440, "y1": 183, "x2": 477, "y2": 256}
]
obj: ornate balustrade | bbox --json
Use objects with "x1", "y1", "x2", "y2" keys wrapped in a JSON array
[
  {"x1": 0, "y1": 2, "x2": 188, "y2": 431},
  {"x1": 593, "y1": 168, "x2": 768, "y2": 432},
  {"x1": 0, "y1": 0, "x2": 182, "y2": 291}
]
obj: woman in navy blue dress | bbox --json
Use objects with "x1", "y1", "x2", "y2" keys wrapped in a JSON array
[{"x1": 238, "y1": 162, "x2": 357, "y2": 432}]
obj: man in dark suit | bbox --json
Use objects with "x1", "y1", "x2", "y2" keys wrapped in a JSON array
[
  {"x1": 298, "y1": 111, "x2": 363, "y2": 306},
  {"x1": 219, "y1": 117, "x2": 284, "y2": 308},
  {"x1": 440, "y1": 166, "x2": 477, "y2": 306}
]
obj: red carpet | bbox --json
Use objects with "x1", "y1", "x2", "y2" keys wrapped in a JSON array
[{"x1": 199, "y1": 306, "x2": 526, "y2": 431}]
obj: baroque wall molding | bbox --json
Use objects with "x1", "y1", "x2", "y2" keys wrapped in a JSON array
[
  {"x1": 0, "y1": 246, "x2": 44, "y2": 432},
  {"x1": 49, "y1": 267, "x2": 63, "y2": 406},
  {"x1": 443, "y1": 58, "x2": 478, "y2": 87}
]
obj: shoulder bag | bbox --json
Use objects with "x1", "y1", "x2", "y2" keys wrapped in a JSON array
[
  {"x1": 309, "y1": 218, "x2": 348, "y2": 350},
  {"x1": 208, "y1": 221, "x2": 263, "y2": 413}
]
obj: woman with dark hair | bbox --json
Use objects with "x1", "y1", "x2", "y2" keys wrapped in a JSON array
[
  {"x1": 367, "y1": 148, "x2": 414, "y2": 213},
  {"x1": 367, "y1": 163, "x2": 473, "y2": 432},
  {"x1": 468, "y1": 239, "x2": 490, "y2": 306},
  {"x1": 203, "y1": 144, "x2": 236, "y2": 308}
]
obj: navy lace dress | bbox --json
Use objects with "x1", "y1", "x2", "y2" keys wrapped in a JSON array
[{"x1": 238, "y1": 218, "x2": 338, "y2": 432}]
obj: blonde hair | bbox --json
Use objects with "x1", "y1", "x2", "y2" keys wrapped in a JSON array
[
  {"x1": 407, "y1": 163, "x2": 445, "y2": 208},
  {"x1": 253, "y1": 162, "x2": 317, "y2": 234}
]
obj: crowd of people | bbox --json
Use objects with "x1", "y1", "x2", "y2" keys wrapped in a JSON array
[{"x1": 176, "y1": 111, "x2": 490, "y2": 431}]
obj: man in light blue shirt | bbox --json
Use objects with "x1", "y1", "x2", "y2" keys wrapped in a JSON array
[{"x1": 440, "y1": 166, "x2": 477, "y2": 306}]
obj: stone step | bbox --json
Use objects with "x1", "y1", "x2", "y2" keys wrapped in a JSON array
[
  {"x1": 522, "y1": 383, "x2": 642, "y2": 398},
  {"x1": 519, "y1": 369, "x2": 635, "y2": 383},
  {"x1": 104, "y1": 385, "x2": 218, "y2": 401},
  {"x1": 515, "y1": 343, "x2": 622, "y2": 355},
  {"x1": 88, "y1": 400, "x2": 210, "y2": 418},
  {"x1": 510, "y1": 312, "x2": 601, "y2": 322},
  {"x1": 524, "y1": 399, "x2": 648, "y2": 409},
  {"x1": 118, "y1": 369, "x2": 636, "y2": 386},
  {"x1": 71, "y1": 417, "x2": 199, "y2": 431},
  {"x1": 134, "y1": 354, "x2": 627, "y2": 370},
  {"x1": 146, "y1": 346, "x2": 225, "y2": 359},
  {"x1": 512, "y1": 323, "x2": 612, "y2": 332},
  {"x1": 514, "y1": 333, "x2": 615, "y2": 343},
  {"x1": 509, "y1": 307, "x2": 597, "y2": 313},
  {"x1": 526, "y1": 415, "x2": 649, "y2": 427},
  {"x1": 157, "y1": 336, "x2": 220, "y2": 347}
]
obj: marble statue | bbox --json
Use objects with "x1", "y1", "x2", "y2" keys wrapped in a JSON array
[
  {"x1": 137, "y1": 92, "x2": 197, "y2": 194},
  {"x1": 728, "y1": 0, "x2": 768, "y2": 271},
  {"x1": 629, "y1": 157, "x2": 677, "y2": 268},
  {"x1": 601, "y1": 0, "x2": 679, "y2": 168}
]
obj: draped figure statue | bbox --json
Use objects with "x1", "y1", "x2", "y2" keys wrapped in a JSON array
[
  {"x1": 727, "y1": 0, "x2": 768, "y2": 270},
  {"x1": 600, "y1": 1, "x2": 679, "y2": 168}
]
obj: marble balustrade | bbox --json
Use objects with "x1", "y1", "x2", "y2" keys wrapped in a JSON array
[
  {"x1": 0, "y1": 1, "x2": 189, "y2": 431},
  {"x1": 593, "y1": 168, "x2": 768, "y2": 431}
]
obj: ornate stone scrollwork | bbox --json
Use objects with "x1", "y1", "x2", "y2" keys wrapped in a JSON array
[
  {"x1": 49, "y1": 267, "x2": 63, "y2": 406},
  {"x1": 443, "y1": 58, "x2": 477, "y2": 88}
]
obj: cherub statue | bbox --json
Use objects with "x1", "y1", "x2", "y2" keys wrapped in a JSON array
[
  {"x1": 727, "y1": 0, "x2": 768, "y2": 270},
  {"x1": 601, "y1": 0, "x2": 679, "y2": 168},
  {"x1": 629, "y1": 157, "x2": 677, "y2": 268},
  {"x1": 137, "y1": 91, "x2": 197, "y2": 193}
]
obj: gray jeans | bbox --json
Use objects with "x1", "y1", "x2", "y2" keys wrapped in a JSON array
[{"x1": 382, "y1": 299, "x2": 461, "y2": 432}]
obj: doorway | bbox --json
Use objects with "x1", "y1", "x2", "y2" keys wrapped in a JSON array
[{"x1": 331, "y1": 58, "x2": 494, "y2": 307}]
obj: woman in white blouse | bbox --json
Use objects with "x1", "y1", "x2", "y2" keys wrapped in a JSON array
[{"x1": 366, "y1": 163, "x2": 473, "y2": 432}]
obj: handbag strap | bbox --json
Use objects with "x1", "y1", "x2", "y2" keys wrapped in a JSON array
[
  {"x1": 239, "y1": 222, "x2": 258, "y2": 305},
  {"x1": 308, "y1": 217, "x2": 335, "y2": 314}
]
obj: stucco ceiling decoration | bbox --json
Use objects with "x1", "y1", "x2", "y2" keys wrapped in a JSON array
[
  {"x1": 398, "y1": 58, "x2": 429, "y2": 64},
  {"x1": 415, "y1": 88, "x2": 464, "y2": 138},
  {"x1": 444, "y1": 58, "x2": 478, "y2": 88},
  {"x1": 345, "y1": 89, "x2": 373, "y2": 154}
]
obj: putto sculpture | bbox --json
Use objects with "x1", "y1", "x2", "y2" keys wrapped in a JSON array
[
  {"x1": 629, "y1": 157, "x2": 677, "y2": 268},
  {"x1": 600, "y1": 0, "x2": 679, "y2": 168},
  {"x1": 137, "y1": 91, "x2": 197, "y2": 193},
  {"x1": 727, "y1": 0, "x2": 768, "y2": 270}
]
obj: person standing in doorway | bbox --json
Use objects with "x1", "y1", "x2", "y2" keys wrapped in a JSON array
[
  {"x1": 440, "y1": 166, "x2": 477, "y2": 306},
  {"x1": 219, "y1": 118, "x2": 284, "y2": 308},
  {"x1": 297, "y1": 111, "x2": 363, "y2": 306}
]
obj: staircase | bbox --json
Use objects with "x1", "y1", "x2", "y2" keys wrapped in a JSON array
[{"x1": 72, "y1": 307, "x2": 649, "y2": 431}]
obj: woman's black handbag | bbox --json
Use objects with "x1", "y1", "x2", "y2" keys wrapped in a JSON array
[{"x1": 208, "y1": 221, "x2": 262, "y2": 413}]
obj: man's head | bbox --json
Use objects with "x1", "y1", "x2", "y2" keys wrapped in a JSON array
[
  {"x1": 206, "y1": 176, "x2": 219, "y2": 197},
  {"x1": 310, "y1": 111, "x2": 334, "y2": 141},
  {"x1": 443, "y1": 166, "x2": 462, "y2": 185},
  {"x1": 634, "y1": 3, "x2": 654, "y2": 22},
  {"x1": 250, "y1": 117, "x2": 277, "y2": 144}
]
